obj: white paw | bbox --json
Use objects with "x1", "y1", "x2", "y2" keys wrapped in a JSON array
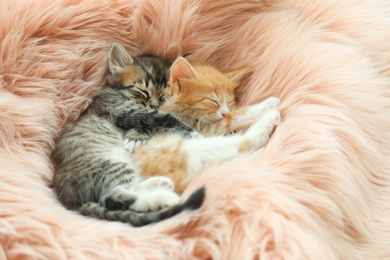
[
  {"x1": 248, "y1": 97, "x2": 280, "y2": 117},
  {"x1": 245, "y1": 109, "x2": 281, "y2": 148},
  {"x1": 265, "y1": 109, "x2": 281, "y2": 125},
  {"x1": 263, "y1": 96, "x2": 280, "y2": 109},
  {"x1": 130, "y1": 188, "x2": 180, "y2": 212},
  {"x1": 137, "y1": 176, "x2": 175, "y2": 191},
  {"x1": 123, "y1": 139, "x2": 147, "y2": 154},
  {"x1": 259, "y1": 109, "x2": 281, "y2": 134}
]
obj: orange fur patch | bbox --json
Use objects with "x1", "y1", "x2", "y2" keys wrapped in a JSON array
[{"x1": 133, "y1": 136, "x2": 190, "y2": 194}]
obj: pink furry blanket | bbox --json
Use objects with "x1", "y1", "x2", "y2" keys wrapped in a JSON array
[{"x1": 1, "y1": 0, "x2": 390, "y2": 259}]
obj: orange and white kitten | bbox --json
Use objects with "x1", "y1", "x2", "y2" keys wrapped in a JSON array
[
  {"x1": 133, "y1": 57, "x2": 280, "y2": 194},
  {"x1": 161, "y1": 56, "x2": 280, "y2": 135}
]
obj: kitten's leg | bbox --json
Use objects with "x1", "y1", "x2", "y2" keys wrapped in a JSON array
[
  {"x1": 239, "y1": 97, "x2": 280, "y2": 123},
  {"x1": 239, "y1": 109, "x2": 281, "y2": 149},
  {"x1": 102, "y1": 182, "x2": 180, "y2": 212},
  {"x1": 128, "y1": 188, "x2": 180, "y2": 212},
  {"x1": 184, "y1": 109, "x2": 281, "y2": 176}
]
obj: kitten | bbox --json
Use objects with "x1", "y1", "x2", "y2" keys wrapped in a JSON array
[
  {"x1": 161, "y1": 56, "x2": 280, "y2": 135},
  {"x1": 52, "y1": 42, "x2": 205, "y2": 227},
  {"x1": 134, "y1": 57, "x2": 281, "y2": 194}
]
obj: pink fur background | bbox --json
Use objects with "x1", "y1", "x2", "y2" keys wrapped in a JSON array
[{"x1": 1, "y1": 0, "x2": 390, "y2": 259}]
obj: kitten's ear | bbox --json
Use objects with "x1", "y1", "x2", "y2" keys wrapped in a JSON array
[
  {"x1": 170, "y1": 56, "x2": 199, "y2": 84},
  {"x1": 226, "y1": 67, "x2": 252, "y2": 83},
  {"x1": 182, "y1": 53, "x2": 193, "y2": 63},
  {"x1": 108, "y1": 42, "x2": 134, "y2": 73}
]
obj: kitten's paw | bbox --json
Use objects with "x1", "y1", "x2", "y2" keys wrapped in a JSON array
[
  {"x1": 260, "y1": 110, "x2": 281, "y2": 134},
  {"x1": 240, "y1": 97, "x2": 280, "y2": 125},
  {"x1": 263, "y1": 96, "x2": 280, "y2": 109},
  {"x1": 266, "y1": 109, "x2": 281, "y2": 125},
  {"x1": 123, "y1": 139, "x2": 147, "y2": 154},
  {"x1": 130, "y1": 188, "x2": 180, "y2": 212},
  {"x1": 246, "y1": 109, "x2": 281, "y2": 148},
  {"x1": 137, "y1": 176, "x2": 175, "y2": 191},
  {"x1": 247, "y1": 97, "x2": 280, "y2": 116}
]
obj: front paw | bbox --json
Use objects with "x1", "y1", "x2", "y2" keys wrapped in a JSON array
[
  {"x1": 248, "y1": 97, "x2": 280, "y2": 116},
  {"x1": 261, "y1": 109, "x2": 281, "y2": 136},
  {"x1": 123, "y1": 139, "x2": 147, "y2": 154},
  {"x1": 262, "y1": 96, "x2": 280, "y2": 109},
  {"x1": 245, "y1": 109, "x2": 281, "y2": 149},
  {"x1": 261, "y1": 108, "x2": 281, "y2": 124}
]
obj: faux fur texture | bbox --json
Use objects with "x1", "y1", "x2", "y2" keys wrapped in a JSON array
[{"x1": 1, "y1": 0, "x2": 390, "y2": 259}]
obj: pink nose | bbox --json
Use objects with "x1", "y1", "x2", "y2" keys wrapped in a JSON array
[{"x1": 222, "y1": 112, "x2": 231, "y2": 118}]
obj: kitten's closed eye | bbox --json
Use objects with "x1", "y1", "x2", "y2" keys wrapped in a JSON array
[
  {"x1": 139, "y1": 89, "x2": 151, "y2": 99},
  {"x1": 204, "y1": 98, "x2": 219, "y2": 107},
  {"x1": 159, "y1": 94, "x2": 165, "y2": 102}
]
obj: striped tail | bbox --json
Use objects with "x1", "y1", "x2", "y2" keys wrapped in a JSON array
[{"x1": 78, "y1": 187, "x2": 205, "y2": 227}]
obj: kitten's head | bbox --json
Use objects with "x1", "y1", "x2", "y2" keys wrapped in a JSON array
[
  {"x1": 106, "y1": 42, "x2": 172, "y2": 108},
  {"x1": 165, "y1": 56, "x2": 251, "y2": 123}
]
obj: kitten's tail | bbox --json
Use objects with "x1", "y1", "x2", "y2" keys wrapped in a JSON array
[{"x1": 78, "y1": 187, "x2": 205, "y2": 227}]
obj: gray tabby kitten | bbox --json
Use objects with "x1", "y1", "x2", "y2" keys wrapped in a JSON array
[{"x1": 52, "y1": 42, "x2": 205, "y2": 227}]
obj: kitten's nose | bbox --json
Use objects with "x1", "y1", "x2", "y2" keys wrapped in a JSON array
[
  {"x1": 222, "y1": 112, "x2": 231, "y2": 118},
  {"x1": 220, "y1": 104, "x2": 231, "y2": 118},
  {"x1": 151, "y1": 99, "x2": 159, "y2": 109}
]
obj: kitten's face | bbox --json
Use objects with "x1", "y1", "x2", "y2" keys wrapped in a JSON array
[
  {"x1": 106, "y1": 42, "x2": 170, "y2": 108},
  {"x1": 166, "y1": 57, "x2": 250, "y2": 124}
]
